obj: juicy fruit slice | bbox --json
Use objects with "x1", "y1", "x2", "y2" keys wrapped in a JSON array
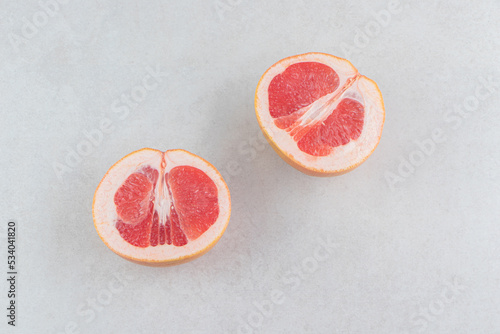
[
  {"x1": 113, "y1": 165, "x2": 218, "y2": 248},
  {"x1": 255, "y1": 52, "x2": 385, "y2": 176},
  {"x1": 269, "y1": 62, "x2": 340, "y2": 118},
  {"x1": 167, "y1": 166, "x2": 219, "y2": 240},
  {"x1": 93, "y1": 148, "x2": 231, "y2": 266},
  {"x1": 296, "y1": 98, "x2": 364, "y2": 156}
]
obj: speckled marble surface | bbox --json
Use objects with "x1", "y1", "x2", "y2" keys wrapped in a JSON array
[{"x1": 1, "y1": 1, "x2": 499, "y2": 333}]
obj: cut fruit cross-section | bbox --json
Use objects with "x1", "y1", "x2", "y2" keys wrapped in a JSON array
[
  {"x1": 255, "y1": 52, "x2": 385, "y2": 176},
  {"x1": 93, "y1": 148, "x2": 231, "y2": 266}
]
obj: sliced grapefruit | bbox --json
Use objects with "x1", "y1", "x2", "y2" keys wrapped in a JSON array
[
  {"x1": 255, "y1": 52, "x2": 385, "y2": 176},
  {"x1": 92, "y1": 148, "x2": 231, "y2": 266}
]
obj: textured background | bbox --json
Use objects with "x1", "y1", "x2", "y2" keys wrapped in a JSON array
[{"x1": 1, "y1": 1, "x2": 499, "y2": 333}]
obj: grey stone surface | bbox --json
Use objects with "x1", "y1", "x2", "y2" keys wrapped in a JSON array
[{"x1": 1, "y1": 0, "x2": 499, "y2": 333}]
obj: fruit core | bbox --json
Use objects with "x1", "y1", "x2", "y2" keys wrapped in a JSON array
[{"x1": 268, "y1": 62, "x2": 365, "y2": 156}]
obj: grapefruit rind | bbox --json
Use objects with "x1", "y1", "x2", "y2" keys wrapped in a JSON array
[
  {"x1": 92, "y1": 148, "x2": 231, "y2": 266},
  {"x1": 255, "y1": 52, "x2": 385, "y2": 176}
]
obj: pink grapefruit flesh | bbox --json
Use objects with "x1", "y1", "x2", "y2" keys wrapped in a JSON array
[
  {"x1": 255, "y1": 52, "x2": 385, "y2": 176},
  {"x1": 93, "y1": 148, "x2": 231, "y2": 266}
]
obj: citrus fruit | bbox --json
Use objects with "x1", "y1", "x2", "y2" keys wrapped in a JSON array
[
  {"x1": 93, "y1": 148, "x2": 231, "y2": 266},
  {"x1": 255, "y1": 52, "x2": 385, "y2": 176}
]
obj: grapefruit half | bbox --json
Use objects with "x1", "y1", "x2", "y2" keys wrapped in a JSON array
[
  {"x1": 255, "y1": 52, "x2": 385, "y2": 176},
  {"x1": 93, "y1": 148, "x2": 231, "y2": 266}
]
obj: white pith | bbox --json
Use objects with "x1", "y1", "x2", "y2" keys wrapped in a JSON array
[
  {"x1": 289, "y1": 74, "x2": 362, "y2": 137},
  {"x1": 93, "y1": 149, "x2": 231, "y2": 263},
  {"x1": 255, "y1": 53, "x2": 385, "y2": 173}
]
